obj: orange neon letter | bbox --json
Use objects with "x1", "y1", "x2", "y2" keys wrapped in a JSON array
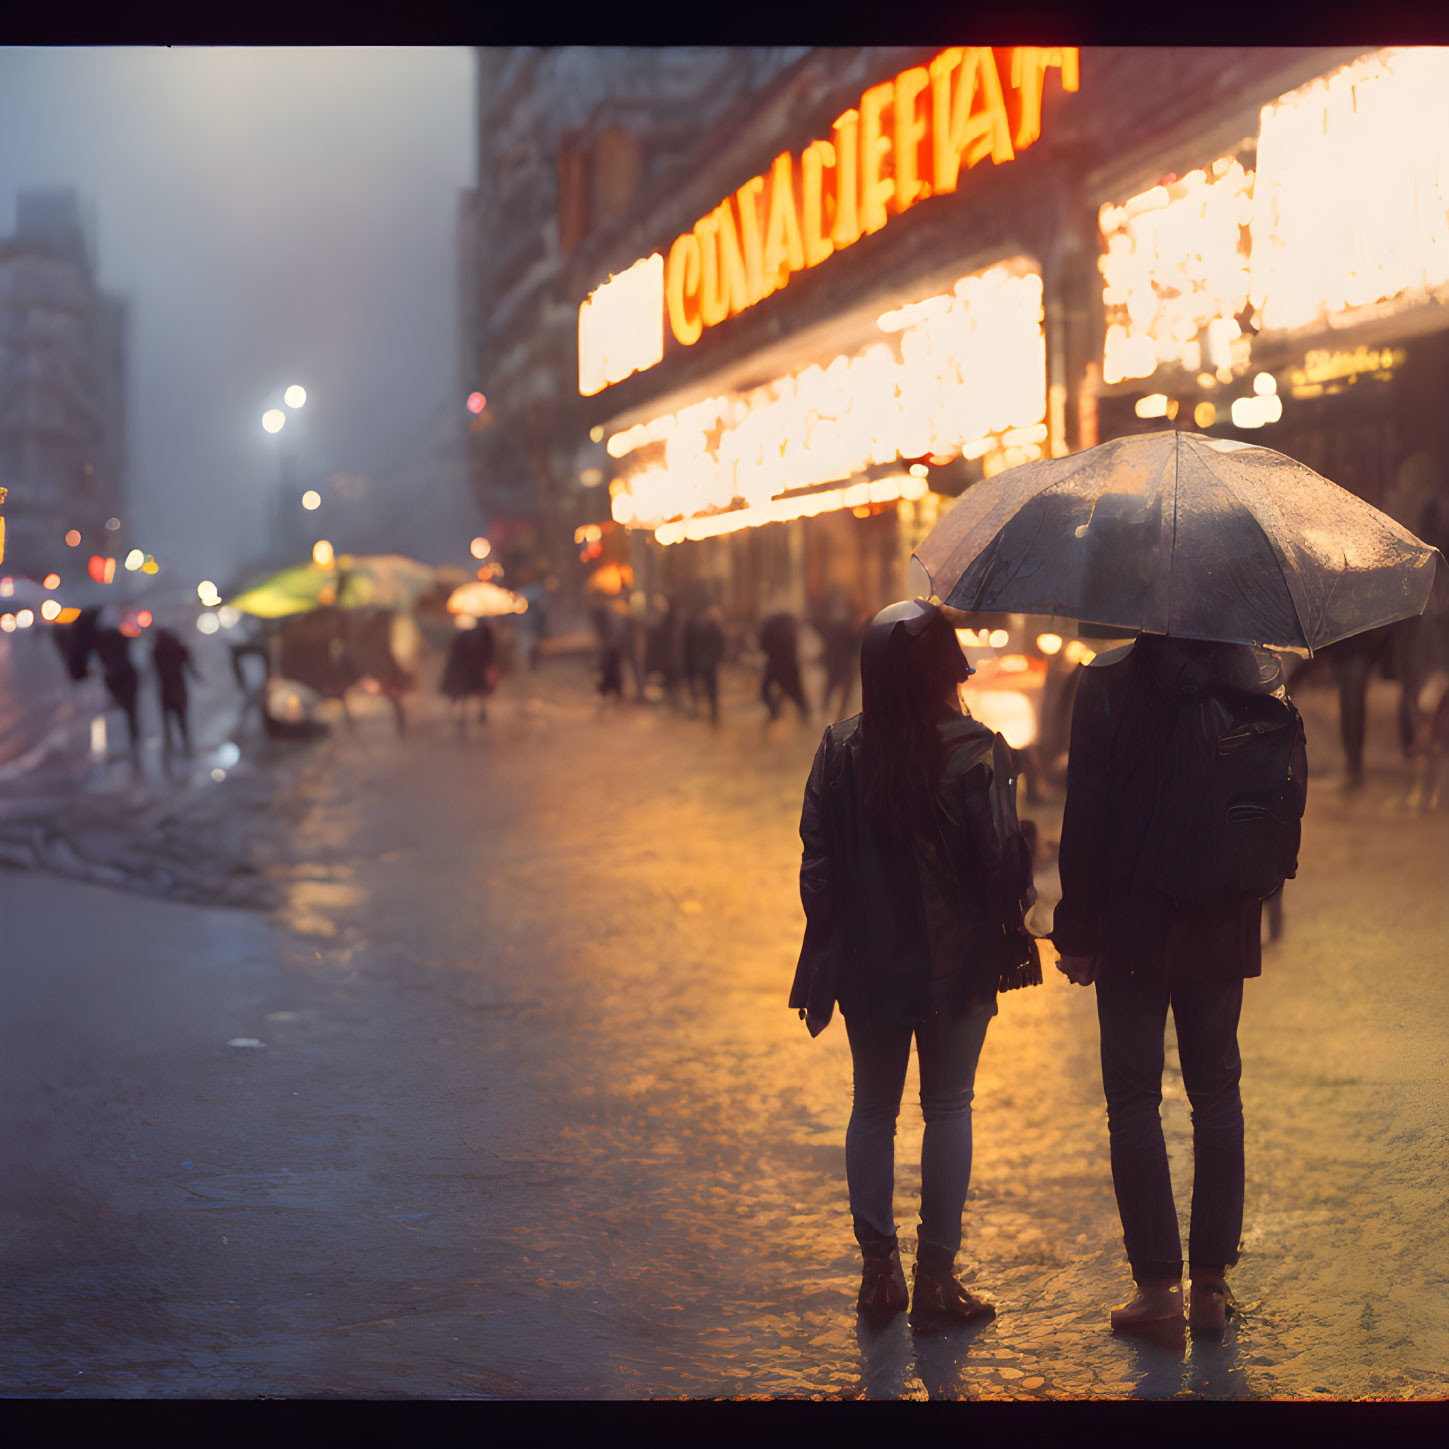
[
  {"x1": 831, "y1": 109, "x2": 861, "y2": 250},
  {"x1": 693, "y1": 211, "x2": 727, "y2": 328},
  {"x1": 1010, "y1": 46, "x2": 1080, "y2": 148},
  {"x1": 859, "y1": 80, "x2": 895, "y2": 236},
  {"x1": 893, "y1": 65, "x2": 930, "y2": 212},
  {"x1": 714, "y1": 197, "x2": 750, "y2": 317},
  {"x1": 932, "y1": 46, "x2": 1015, "y2": 195},
  {"x1": 735, "y1": 174, "x2": 769, "y2": 303},
  {"x1": 666, "y1": 232, "x2": 703, "y2": 345},
  {"x1": 761, "y1": 151, "x2": 805, "y2": 292},
  {"x1": 801, "y1": 139, "x2": 836, "y2": 268}
]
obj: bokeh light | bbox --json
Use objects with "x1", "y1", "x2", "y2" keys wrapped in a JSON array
[
  {"x1": 470, "y1": 536, "x2": 491, "y2": 560},
  {"x1": 196, "y1": 612, "x2": 220, "y2": 635},
  {"x1": 262, "y1": 409, "x2": 286, "y2": 434},
  {"x1": 64, "y1": 530, "x2": 81, "y2": 547},
  {"x1": 466, "y1": 392, "x2": 486, "y2": 414},
  {"x1": 42, "y1": 573, "x2": 60, "y2": 589},
  {"x1": 284, "y1": 385, "x2": 307, "y2": 409},
  {"x1": 301, "y1": 490, "x2": 321, "y2": 511},
  {"x1": 125, "y1": 549, "x2": 144, "y2": 571},
  {"x1": 40, "y1": 599, "x2": 61, "y2": 621},
  {"x1": 16, "y1": 609, "x2": 34, "y2": 628},
  {"x1": 312, "y1": 539, "x2": 334, "y2": 568}
]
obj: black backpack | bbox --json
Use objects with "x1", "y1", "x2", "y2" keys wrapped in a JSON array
[{"x1": 1142, "y1": 680, "x2": 1308, "y2": 905}]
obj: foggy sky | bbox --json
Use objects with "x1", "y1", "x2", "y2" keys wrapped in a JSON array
[{"x1": 0, "y1": 46, "x2": 479, "y2": 581}]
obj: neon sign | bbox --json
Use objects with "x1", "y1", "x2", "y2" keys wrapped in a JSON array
[{"x1": 578, "y1": 46, "x2": 1078, "y2": 394}]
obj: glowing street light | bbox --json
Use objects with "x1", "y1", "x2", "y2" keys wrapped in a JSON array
[
  {"x1": 301, "y1": 490, "x2": 321, "y2": 511},
  {"x1": 470, "y1": 536, "x2": 491, "y2": 560},
  {"x1": 284, "y1": 385, "x2": 307, "y2": 409},
  {"x1": 263, "y1": 409, "x2": 286, "y2": 434},
  {"x1": 312, "y1": 539, "x2": 334, "y2": 568}
]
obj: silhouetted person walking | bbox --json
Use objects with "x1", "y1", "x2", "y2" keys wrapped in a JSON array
[
  {"x1": 791, "y1": 601, "x2": 1039, "y2": 1329},
  {"x1": 441, "y1": 619, "x2": 495, "y2": 731},
  {"x1": 152, "y1": 627, "x2": 199, "y2": 756},
  {"x1": 1053, "y1": 634, "x2": 1307, "y2": 1345},
  {"x1": 690, "y1": 604, "x2": 727, "y2": 726},
  {"x1": 759, "y1": 610, "x2": 809, "y2": 724},
  {"x1": 814, "y1": 590, "x2": 862, "y2": 722},
  {"x1": 93, "y1": 620, "x2": 140, "y2": 754}
]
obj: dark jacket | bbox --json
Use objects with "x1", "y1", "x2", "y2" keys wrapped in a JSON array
[
  {"x1": 1052, "y1": 635, "x2": 1288, "y2": 982},
  {"x1": 790, "y1": 710, "x2": 1037, "y2": 1033}
]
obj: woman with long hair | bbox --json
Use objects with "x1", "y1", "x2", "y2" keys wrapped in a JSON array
[{"x1": 790, "y1": 600, "x2": 1040, "y2": 1328}]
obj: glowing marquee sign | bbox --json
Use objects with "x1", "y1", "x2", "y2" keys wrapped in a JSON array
[{"x1": 578, "y1": 46, "x2": 1078, "y2": 395}]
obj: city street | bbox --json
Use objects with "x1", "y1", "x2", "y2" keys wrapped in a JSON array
[{"x1": 2, "y1": 647, "x2": 1446, "y2": 1401}]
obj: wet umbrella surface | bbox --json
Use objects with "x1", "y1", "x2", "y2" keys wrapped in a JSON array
[{"x1": 915, "y1": 431, "x2": 1440, "y2": 650}]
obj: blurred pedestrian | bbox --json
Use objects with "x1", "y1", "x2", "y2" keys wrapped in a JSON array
[
  {"x1": 1052, "y1": 634, "x2": 1308, "y2": 1345},
  {"x1": 92, "y1": 616, "x2": 140, "y2": 754},
  {"x1": 790, "y1": 601, "x2": 1039, "y2": 1329},
  {"x1": 1323, "y1": 625, "x2": 1388, "y2": 788},
  {"x1": 152, "y1": 626, "x2": 200, "y2": 757},
  {"x1": 592, "y1": 599, "x2": 625, "y2": 704},
  {"x1": 814, "y1": 589, "x2": 863, "y2": 722},
  {"x1": 759, "y1": 609, "x2": 809, "y2": 725},
  {"x1": 691, "y1": 603, "x2": 727, "y2": 726},
  {"x1": 645, "y1": 594, "x2": 682, "y2": 705},
  {"x1": 441, "y1": 618, "x2": 496, "y2": 732}
]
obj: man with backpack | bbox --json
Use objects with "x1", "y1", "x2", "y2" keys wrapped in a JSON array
[{"x1": 1052, "y1": 632, "x2": 1307, "y2": 1345}]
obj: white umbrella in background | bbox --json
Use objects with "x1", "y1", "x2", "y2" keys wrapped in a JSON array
[{"x1": 447, "y1": 579, "x2": 528, "y2": 618}]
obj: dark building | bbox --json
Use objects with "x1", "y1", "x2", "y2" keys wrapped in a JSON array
[{"x1": 0, "y1": 189, "x2": 129, "y2": 580}]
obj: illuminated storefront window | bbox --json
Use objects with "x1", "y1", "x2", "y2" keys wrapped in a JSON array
[
  {"x1": 1099, "y1": 48, "x2": 1449, "y2": 393},
  {"x1": 606, "y1": 258, "x2": 1048, "y2": 542},
  {"x1": 1099, "y1": 157, "x2": 1255, "y2": 386},
  {"x1": 1250, "y1": 47, "x2": 1449, "y2": 335}
]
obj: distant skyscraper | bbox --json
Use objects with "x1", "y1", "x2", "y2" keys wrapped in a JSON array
[{"x1": 0, "y1": 188, "x2": 128, "y2": 578}]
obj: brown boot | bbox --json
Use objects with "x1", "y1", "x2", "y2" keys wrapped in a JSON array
[
  {"x1": 854, "y1": 1220, "x2": 908, "y2": 1321},
  {"x1": 1188, "y1": 1266, "x2": 1236, "y2": 1339},
  {"x1": 908, "y1": 1239, "x2": 996, "y2": 1331},
  {"x1": 1110, "y1": 1277, "x2": 1185, "y2": 1345}
]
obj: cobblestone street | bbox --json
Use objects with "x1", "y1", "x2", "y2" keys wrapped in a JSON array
[{"x1": 2, "y1": 650, "x2": 1447, "y2": 1400}]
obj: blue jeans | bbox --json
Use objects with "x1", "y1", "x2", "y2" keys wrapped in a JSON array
[
  {"x1": 1095, "y1": 966, "x2": 1245, "y2": 1281},
  {"x1": 844, "y1": 1003, "x2": 995, "y2": 1255}
]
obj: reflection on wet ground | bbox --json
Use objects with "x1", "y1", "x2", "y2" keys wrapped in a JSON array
[{"x1": 3, "y1": 661, "x2": 1446, "y2": 1398}]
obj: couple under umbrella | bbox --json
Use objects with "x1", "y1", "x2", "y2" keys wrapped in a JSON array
[{"x1": 791, "y1": 430, "x2": 1439, "y2": 1341}]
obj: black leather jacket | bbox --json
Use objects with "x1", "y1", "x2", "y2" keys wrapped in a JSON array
[{"x1": 789, "y1": 711, "x2": 1037, "y2": 1034}]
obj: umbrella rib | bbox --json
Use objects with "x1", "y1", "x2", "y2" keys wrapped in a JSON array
[{"x1": 1196, "y1": 438, "x2": 1315, "y2": 651}]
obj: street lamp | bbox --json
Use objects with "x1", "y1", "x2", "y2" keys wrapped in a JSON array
[{"x1": 261, "y1": 384, "x2": 307, "y2": 557}]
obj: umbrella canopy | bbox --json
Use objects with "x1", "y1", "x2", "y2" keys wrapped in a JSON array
[
  {"x1": 447, "y1": 579, "x2": 527, "y2": 618},
  {"x1": 914, "y1": 430, "x2": 1441, "y2": 652},
  {"x1": 228, "y1": 554, "x2": 439, "y2": 619}
]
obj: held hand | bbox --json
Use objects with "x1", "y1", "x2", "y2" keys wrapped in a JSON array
[{"x1": 1055, "y1": 952, "x2": 1099, "y2": 986}]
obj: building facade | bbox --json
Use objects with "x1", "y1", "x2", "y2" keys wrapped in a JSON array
[
  {"x1": 468, "y1": 46, "x2": 1449, "y2": 632},
  {"x1": 0, "y1": 189, "x2": 128, "y2": 580}
]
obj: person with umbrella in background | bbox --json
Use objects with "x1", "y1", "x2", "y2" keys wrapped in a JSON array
[
  {"x1": 440, "y1": 617, "x2": 495, "y2": 732},
  {"x1": 914, "y1": 429, "x2": 1440, "y2": 1347},
  {"x1": 152, "y1": 626, "x2": 200, "y2": 758}
]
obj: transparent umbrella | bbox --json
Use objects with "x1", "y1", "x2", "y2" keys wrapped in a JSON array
[{"x1": 914, "y1": 430, "x2": 1441, "y2": 652}]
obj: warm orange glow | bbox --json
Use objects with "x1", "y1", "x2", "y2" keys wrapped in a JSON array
[
  {"x1": 87, "y1": 555, "x2": 116, "y2": 585},
  {"x1": 312, "y1": 539, "x2": 334, "y2": 568},
  {"x1": 1099, "y1": 155, "x2": 1255, "y2": 386},
  {"x1": 469, "y1": 536, "x2": 491, "y2": 560},
  {"x1": 137, "y1": 609, "x2": 153, "y2": 628},
  {"x1": 1035, "y1": 632, "x2": 1063, "y2": 655},
  {"x1": 141, "y1": 558, "x2": 159, "y2": 575},
  {"x1": 467, "y1": 392, "x2": 486, "y2": 414},
  {"x1": 638, "y1": 47, "x2": 1077, "y2": 360},
  {"x1": 1252, "y1": 48, "x2": 1449, "y2": 334},
  {"x1": 56, "y1": 606, "x2": 80, "y2": 624},
  {"x1": 65, "y1": 529, "x2": 81, "y2": 547},
  {"x1": 42, "y1": 573, "x2": 59, "y2": 589},
  {"x1": 612, "y1": 260, "x2": 1048, "y2": 536}
]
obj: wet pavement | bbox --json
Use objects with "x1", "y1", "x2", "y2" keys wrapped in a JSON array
[{"x1": 1, "y1": 648, "x2": 1447, "y2": 1399}]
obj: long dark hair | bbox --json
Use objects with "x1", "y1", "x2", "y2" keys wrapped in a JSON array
[{"x1": 860, "y1": 608, "x2": 966, "y2": 838}]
